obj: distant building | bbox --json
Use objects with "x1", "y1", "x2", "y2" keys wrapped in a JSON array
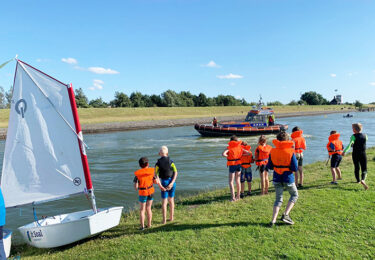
[{"x1": 330, "y1": 95, "x2": 342, "y2": 105}]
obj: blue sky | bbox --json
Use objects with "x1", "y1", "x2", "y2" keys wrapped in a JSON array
[{"x1": 0, "y1": 0, "x2": 374, "y2": 103}]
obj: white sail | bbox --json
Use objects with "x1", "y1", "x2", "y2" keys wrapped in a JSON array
[{"x1": 0, "y1": 61, "x2": 86, "y2": 208}]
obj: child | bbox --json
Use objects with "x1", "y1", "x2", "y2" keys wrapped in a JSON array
[
  {"x1": 266, "y1": 131, "x2": 298, "y2": 226},
  {"x1": 343, "y1": 123, "x2": 369, "y2": 190},
  {"x1": 240, "y1": 141, "x2": 254, "y2": 198},
  {"x1": 222, "y1": 135, "x2": 243, "y2": 201},
  {"x1": 326, "y1": 130, "x2": 344, "y2": 184},
  {"x1": 155, "y1": 146, "x2": 178, "y2": 224},
  {"x1": 255, "y1": 135, "x2": 272, "y2": 195},
  {"x1": 291, "y1": 126, "x2": 306, "y2": 188},
  {"x1": 133, "y1": 157, "x2": 156, "y2": 230}
]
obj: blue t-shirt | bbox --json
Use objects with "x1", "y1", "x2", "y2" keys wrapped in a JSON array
[
  {"x1": 0, "y1": 188, "x2": 5, "y2": 226},
  {"x1": 266, "y1": 154, "x2": 298, "y2": 184}
]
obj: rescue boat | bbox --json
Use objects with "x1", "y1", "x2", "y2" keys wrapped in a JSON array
[{"x1": 194, "y1": 102, "x2": 288, "y2": 137}]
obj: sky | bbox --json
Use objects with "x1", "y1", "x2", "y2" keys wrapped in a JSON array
[{"x1": 0, "y1": 0, "x2": 375, "y2": 104}]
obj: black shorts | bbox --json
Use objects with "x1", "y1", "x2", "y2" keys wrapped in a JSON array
[
  {"x1": 296, "y1": 153, "x2": 303, "y2": 167},
  {"x1": 259, "y1": 165, "x2": 267, "y2": 173},
  {"x1": 331, "y1": 154, "x2": 342, "y2": 168}
]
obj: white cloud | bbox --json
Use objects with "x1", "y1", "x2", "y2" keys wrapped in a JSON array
[
  {"x1": 201, "y1": 60, "x2": 221, "y2": 68},
  {"x1": 369, "y1": 82, "x2": 375, "y2": 86},
  {"x1": 87, "y1": 67, "x2": 119, "y2": 75},
  {"x1": 330, "y1": 73, "x2": 337, "y2": 78},
  {"x1": 61, "y1": 57, "x2": 78, "y2": 65},
  {"x1": 217, "y1": 73, "x2": 243, "y2": 79},
  {"x1": 89, "y1": 79, "x2": 104, "y2": 91}
]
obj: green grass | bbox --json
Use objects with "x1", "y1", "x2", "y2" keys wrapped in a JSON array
[
  {"x1": 0, "y1": 105, "x2": 354, "y2": 127},
  {"x1": 11, "y1": 148, "x2": 375, "y2": 259}
]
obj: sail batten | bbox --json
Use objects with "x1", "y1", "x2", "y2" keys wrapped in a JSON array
[{"x1": 0, "y1": 60, "x2": 88, "y2": 208}]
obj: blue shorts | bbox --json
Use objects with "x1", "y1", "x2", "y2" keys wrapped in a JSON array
[
  {"x1": 331, "y1": 154, "x2": 342, "y2": 168},
  {"x1": 139, "y1": 194, "x2": 154, "y2": 203},
  {"x1": 241, "y1": 167, "x2": 252, "y2": 183},
  {"x1": 229, "y1": 164, "x2": 241, "y2": 173},
  {"x1": 161, "y1": 178, "x2": 176, "y2": 199}
]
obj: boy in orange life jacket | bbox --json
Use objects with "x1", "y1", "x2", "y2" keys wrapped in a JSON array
[
  {"x1": 291, "y1": 126, "x2": 306, "y2": 188},
  {"x1": 327, "y1": 130, "x2": 344, "y2": 184},
  {"x1": 222, "y1": 135, "x2": 245, "y2": 201},
  {"x1": 255, "y1": 135, "x2": 272, "y2": 195},
  {"x1": 240, "y1": 141, "x2": 254, "y2": 198},
  {"x1": 266, "y1": 131, "x2": 299, "y2": 226},
  {"x1": 133, "y1": 157, "x2": 157, "y2": 230}
]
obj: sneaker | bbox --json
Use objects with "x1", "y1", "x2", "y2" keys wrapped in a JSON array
[
  {"x1": 298, "y1": 184, "x2": 303, "y2": 189},
  {"x1": 330, "y1": 181, "x2": 338, "y2": 185},
  {"x1": 247, "y1": 191, "x2": 252, "y2": 196},
  {"x1": 240, "y1": 193, "x2": 244, "y2": 199},
  {"x1": 268, "y1": 222, "x2": 275, "y2": 228},
  {"x1": 281, "y1": 213, "x2": 294, "y2": 225},
  {"x1": 139, "y1": 226, "x2": 145, "y2": 231}
]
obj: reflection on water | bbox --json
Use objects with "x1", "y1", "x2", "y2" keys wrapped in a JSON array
[{"x1": 2, "y1": 111, "x2": 375, "y2": 242}]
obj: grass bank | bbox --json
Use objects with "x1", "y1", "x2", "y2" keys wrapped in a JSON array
[
  {"x1": 0, "y1": 105, "x2": 355, "y2": 128},
  {"x1": 12, "y1": 148, "x2": 375, "y2": 259}
]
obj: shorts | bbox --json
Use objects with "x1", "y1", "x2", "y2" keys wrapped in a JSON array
[
  {"x1": 274, "y1": 182, "x2": 298, "y2": 207},
  {"x1": 161, "y1": 178, "x2": 176, "y2": 199},
  {"x1": 331, "y1": 154, "x2": 342, "y2": 168},
  {"x1": 241, "y1": 167, "x2": 252, "y2": 183},
  {"x1": 139, "y1": 194, "x2": 154, "y2": 203},
  {"x1": 296, "y1": 153, "x2": 303, "y2": 167},
  {"x1": 258, "y1": 165, "x2": 267, "y2": 173},
  {"x1": 229, "y1": 164, "x2": 241, "y2": 173}
]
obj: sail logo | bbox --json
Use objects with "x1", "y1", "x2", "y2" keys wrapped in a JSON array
[
  {"x1": 15, "y1": 99, "x2": 27, "y2": 118},
  {"x1": 27, "y1": 230, "x2": 43, "y2": 241},
  {"x1": 73, "y1": 177, "x2": 82, "y2": 186}
]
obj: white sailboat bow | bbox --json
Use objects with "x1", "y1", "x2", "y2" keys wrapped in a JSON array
[{"x1": 0, "y1": 60, "x2": 123, "y2": 248}]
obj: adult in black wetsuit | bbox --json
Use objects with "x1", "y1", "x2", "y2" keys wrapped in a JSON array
[{"x1": 343, "y1": 123, "x2": 369, "y2": 190}]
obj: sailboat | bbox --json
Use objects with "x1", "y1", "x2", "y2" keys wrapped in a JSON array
[{"x1": 0, "y1": 59, "x2": 123, "y2": 248}]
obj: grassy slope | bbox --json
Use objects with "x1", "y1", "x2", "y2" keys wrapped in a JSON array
[
  {"x1": 0, "y1": 105, "x2": 355, "y2": 127},
  {"x1": 12, "y1": 148, "x2": 375, "y2": 259}
]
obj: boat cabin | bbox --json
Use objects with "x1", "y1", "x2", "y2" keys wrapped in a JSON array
[{"x1": 244, "y1": 107, "x2": 275, "y2": 127}]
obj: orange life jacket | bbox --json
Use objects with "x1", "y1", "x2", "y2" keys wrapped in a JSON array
[
  {"x1": 270, "y1": 139, "x2": 295, "y2": 175},
  {"x1": 255, "y1": 144, "x2": 272, "y2": 166},
  {"x1": 134, "y1": 167, "x2": 155, "y2": 196},
  {"x1": 241, "y1": 145, "x2": 253, "y2": 168},
  {"x1": 291, "y1": 130, "x2": 306, "y2": 154},
  {"x1": 326, "y1": 133, "x2": 343, "y2": 155},
  {"x1": 227, "y1": 141, "x2": 243, "y2": 166}
]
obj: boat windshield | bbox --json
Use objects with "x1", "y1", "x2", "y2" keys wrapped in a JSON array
[{"x1": 245, "y1": 114, "x2": 266, "y2": 123}]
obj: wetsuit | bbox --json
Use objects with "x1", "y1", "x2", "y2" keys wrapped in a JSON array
[
  {"x1": 155, "y1": 156, "x2": 178, "y2": 199},
  {"x1": 344, "y1": 133, "x2": 368, "y2": 182}
]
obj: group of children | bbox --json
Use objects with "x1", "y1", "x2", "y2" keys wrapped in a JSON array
[{"x1": 133, "y1": 122, "x2": 368, "y2": 229}]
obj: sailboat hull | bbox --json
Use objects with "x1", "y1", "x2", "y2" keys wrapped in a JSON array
[
  {"x1": 3, "y1": 229, "x2": 12, "y2": 258},
  {"x1": 18, "y1": 206, "x2": 123, "y2": 248}
]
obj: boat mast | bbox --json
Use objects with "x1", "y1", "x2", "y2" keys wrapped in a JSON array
[{"x1": 67, "y1": 83, "x2": 98, "y2": 213}]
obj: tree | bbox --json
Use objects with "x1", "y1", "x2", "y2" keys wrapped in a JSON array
[
  {"x1": 193, "y1": 93, "x2": 209, "y2": 107},
  {"x1": 161, "y1": 90, "x2": 179, "y2": 107},
  {"x1": 110, "y1": 91, "x2": 132, "y2": 107},
  {"x1": 5, "y1": 86, "x2": 12, "y2": 108},
  {"x1": 0, "y1": 86, "x2": 6, "y2": 109},
  {"x1": 267, "y1": 101, "x2": 283, "y2": 106},
  {"x1": 150, "y1": 94, "x2": 164, "y2": 107},
  {"x1": 130, "y1": 92, "x2": 145, "y2": 107},
  {"x1": 179, "y1": 91, "x2": 195, "y2": 107},
  {"x1": 89, "y1": 97, "x2": 108, "y2": 108},
  {"x1": 300, "y1": 91, "x2": 329, "y2": 105},
  {"x1": 75, "y1": 88, "x2": 90, "y2": 108},
  {"x1": 287, "y1": 100, "x2": 299, "y2": 106},
  {"x1": 354, "y1": 100, "x2": 363, "y2": 109}
]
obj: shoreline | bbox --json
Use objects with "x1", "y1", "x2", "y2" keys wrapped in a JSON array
[{"x1": 0, "y1": 109, "x2": 356, "y2": 139}]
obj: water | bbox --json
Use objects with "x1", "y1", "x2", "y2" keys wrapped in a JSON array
[{"x1": 3, "y1": 111, "x2": 375, "y2": 242}]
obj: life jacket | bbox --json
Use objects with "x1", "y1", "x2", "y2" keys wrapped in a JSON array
[
  {"x1": 255, "y1": 144, "x2": 272, "y2": 166},
  {"x1": 134, "y1": 167, "x2": 155, "y2": 196},
  {"x1": 227, "y1": 141, "x2": 243, "y2": 166},
  {"x1": 270, "y1": 139, "x2": 295, "y2": 175},
  {"x1": 326, "y1": 133, "x2": 343, "y2": 155},
  {"x1": 291, "y1": 130, "x2": 306, "y2": 154},
  {"x1": 157, "y1": 157, "x2": 174, "y2": 179},
  {"x1": 241, "y1": 145, "x2": 253, "y2": 168}
]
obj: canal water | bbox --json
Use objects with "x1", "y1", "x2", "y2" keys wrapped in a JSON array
[{"x1": 3, "y1": 111, "x2": 375, "y2": 242}]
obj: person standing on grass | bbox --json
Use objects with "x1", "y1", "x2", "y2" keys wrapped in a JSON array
[
  {"x1": 267, "y1": 131, "x2": 298, "y2": 226},
  {"x1": 291, "y1": 126, "x2": 306, "y2": 188},
  {"x1": 326, "y1": 130, "x2": 344, "y2": 185},
  {"x1": 240, "y1": 141, "x2": 254, "y2": 198},
  {"x1": 343, "y1": 123, "x2": 369, "y2": 190},
  {"x1": 255, "y1": 135, "x2": 272, "y2": 195},
  {"x1": 155, "y1": 146, "x2": 179, "y2": 224},
  {"x1": 222, "y1": 135, "x2": 243, "y2": 201},
  {"x1": 134, "y1": 157, "x2": 158, "y2": 230}
]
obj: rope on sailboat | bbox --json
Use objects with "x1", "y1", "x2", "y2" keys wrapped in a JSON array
[
  {"x1": 33, "y1": 206, "x2": 41, "y2": 227},
  {"x1": 17, "y1": 61, "x2": 90, "y2": 149}
]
